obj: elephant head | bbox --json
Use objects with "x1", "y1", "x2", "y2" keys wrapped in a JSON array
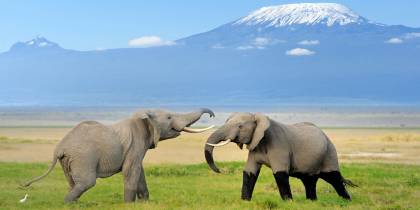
[
  {"x1": 135, "y1": 108, "x2": 215, "y2": 148},
  {"x1": 204, "y1": 112, "x2": 270, "y2": 173}
]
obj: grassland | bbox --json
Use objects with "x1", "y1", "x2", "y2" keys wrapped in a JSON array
[
  {"x1": 1, "y1": 126, "x2": 420, "y2": 209},
  {"x1": 1, "y1": 162, "x2": 420, "y2": 210}
]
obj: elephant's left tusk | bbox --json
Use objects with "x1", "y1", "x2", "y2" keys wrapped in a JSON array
[
  {"x1": 182, "y1": 125, "x2": 215, "y2": 133},
  {"x1": 206, "y1": 139, "x2": 231, "y2": 147}
]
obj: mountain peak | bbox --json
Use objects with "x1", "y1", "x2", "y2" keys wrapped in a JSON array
[
  {"x1": 24, "y1": 36, "x2": 58, "y2": 48},
  {"x1": 9, "y1": 36, "x2": 62, "y2": 52},
  {"x1": 234, "y1": 3, "x2": 368, "y2": 27}
]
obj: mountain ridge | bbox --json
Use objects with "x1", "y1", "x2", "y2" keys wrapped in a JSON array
[
  {"x1": 234, "y1": 3, "x2": 368, "y2": 27},
  {"x1": 1, "y1": 3, "x2": 420, "y2": 106}
]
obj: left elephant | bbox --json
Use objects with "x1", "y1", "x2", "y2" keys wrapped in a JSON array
[{"x1": 22, "y1": 108, "x2": 215, "y2": 203}]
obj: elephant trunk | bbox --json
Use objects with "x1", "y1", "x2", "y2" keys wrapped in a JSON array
[
  {"x1": 183, "y1": 108, "x2": 215, "y2": 127},
  {"x1": 175, "y1": 108, "x2": 215, "y2": 132},
  {"x1": 204, "y1": 125, "x2": 232, "y2": 173}
]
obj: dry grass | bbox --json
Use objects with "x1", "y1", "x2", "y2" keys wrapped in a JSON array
[
  {"x1": 0, "y1": 127, "x2": 70, "y2": 140},
  {"x1": 1, "y1": 127, "x2": 420, "y2": 165},
  {"x1": 324, "y1": 128, "x2": 420, "y2": 165},
  {"x1": 380, "y1": 134, "x2": 420, "y2": 142}
]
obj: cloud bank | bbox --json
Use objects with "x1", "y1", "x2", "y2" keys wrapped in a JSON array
[
  {"x1": 298, "y1": 40, "x2": 320, "y2": 45},
  {"x1": 129, "y1": 36, "x2": 176, "y2": 48},
  {"x1": 286, "y1": 48, "x2": 315, "y2": 56},
  {"x1": 237, "y1": 37, "x2": 284, "y2": 50},
  {"x1": 385, "y1": 37, "x2": 403, "y2": 44}
]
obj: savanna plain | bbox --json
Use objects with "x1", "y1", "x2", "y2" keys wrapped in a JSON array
[{"x1": 1, "y1": 109, "x2": 420, "y2": 210}]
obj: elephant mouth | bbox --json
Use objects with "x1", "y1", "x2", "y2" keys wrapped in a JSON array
[
  {"x1": 170, "y1": 128, "x2": 182, "y2": 138},
  {"x1": 172, "y1": 128, "x2": 182, "y2": 132}
]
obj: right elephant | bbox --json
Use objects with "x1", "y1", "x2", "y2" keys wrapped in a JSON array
[{"x1": 204, "y1": 112, "x2": 357, "y2": 201}]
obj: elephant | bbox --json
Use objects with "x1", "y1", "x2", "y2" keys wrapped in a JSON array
[
  {"x1": 22, "y1": 108, "x2": 215, "y2": 203},
  {"x1": 204, "y1": 112, "x2": 357, "y2": 201}
]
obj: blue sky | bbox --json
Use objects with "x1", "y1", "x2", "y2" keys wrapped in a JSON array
[{"x1": 1, "y1": 0, "x2": 419, "y2": 52}]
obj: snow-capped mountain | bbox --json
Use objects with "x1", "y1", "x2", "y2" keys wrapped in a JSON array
[
  {"x1": 180, "y1": 3, "x2": 419, "y2": 49},
  {"x1": 24, "y1": 36, "x2": 57, "y2": 47},
  {"x1": 234, "y1": 3, "x2": 368, "y2": 27},
  {"x1": 0, "y1": 3, "x2": 420, "y2": 106},
  {"x1": 7, "y1": 36, "x2": 63, "y2": 53}
]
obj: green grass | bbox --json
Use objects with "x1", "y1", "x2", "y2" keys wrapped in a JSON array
[
  {"x1": 1, "y1": 162, "x2": 419, "y2": 210},
  {"x1": 321, "y1": 127, "x2": 420, "y2": 130}
]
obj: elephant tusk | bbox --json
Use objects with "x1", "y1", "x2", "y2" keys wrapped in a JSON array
[
  {"x1": 206, "y1": 139, "x2": 231, "y2": 147},
  {"x1": 182, "y1": 125, "x2": 215, "y2": 133}
]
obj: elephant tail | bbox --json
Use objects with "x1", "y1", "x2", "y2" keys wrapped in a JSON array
[
  {"x1": 343, "y1": 177, "x2": 359, "y2": 188},
  {"x1": 21, "y1": 151, "x2": 63, "y2": 188}
]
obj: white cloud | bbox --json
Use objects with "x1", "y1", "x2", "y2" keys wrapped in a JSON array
[
  {"x1": 238, "y1": 37, "x2": 270, "y2": 50},
  {"x1": 385, "y1": 37, "x2": 403, "y2": 44},
  {"x1": 236, "y1": 37, "x2": 285, "y2": 50},
  {"x1": 128, "y1": 36, "x2": 176, "y2": 48},
  {"x1": 298, "y1": 40, "x2": 320, "y2": 45},
  {"x1": 285, "y1": 48, "x2": 315, "y2": 56}
]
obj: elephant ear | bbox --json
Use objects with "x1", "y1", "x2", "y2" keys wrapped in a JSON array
[
  {"x1": 247, "y1": 113, "x2": 270, "y2": 151},
  {"x1": 225, "y1": 113, "x2": 236, "y2": 123},
  {"x1": 135, "y1": 111, "x2": 160, "y2": 149}
]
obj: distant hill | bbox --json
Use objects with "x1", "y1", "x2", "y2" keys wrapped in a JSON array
[{"x1": 1, "y1": 3, "x2": 420, "y2": 106}]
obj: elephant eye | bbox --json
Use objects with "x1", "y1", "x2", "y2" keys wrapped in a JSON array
[
  {"x1": 167, "y1": 116, "x2": 172, "y2": 120},
  {"x1": 238, "y1": 124, "x2": 243, "y2": 129}
]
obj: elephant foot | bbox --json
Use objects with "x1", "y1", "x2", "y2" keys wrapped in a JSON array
[
  {"x1": 64, "y1": 181, "x2": 96, "y2": 203},
  {"x1": 124, "y1": 189, "x2": 137, "y2": 202},
  {"x1": 273, "y1": 171, "x2": 293, "y2": 200},
  {"x1": 64, "y1": 198, "x2": 78, "y2": 204},
  {"x1": 320, "y1": 171, "x2": 352, "y2": 201},
  {"x1": 137, "y1": 191, "x2": 149, "y2": 201},
  {"x1": 300, "y1": 174, "x2": 318, "y2": 200}
]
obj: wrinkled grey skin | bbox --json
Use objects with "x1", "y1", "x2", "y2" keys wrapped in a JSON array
[
  {"x1": 205, "y1": 112, "x2": 353, "y2": 200},
  {"x1": 23, "y1": 108, "x2": 214, "y2": 203}
]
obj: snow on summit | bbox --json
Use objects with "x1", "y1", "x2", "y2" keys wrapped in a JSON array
[
  {"x1": 7, "y1": 36, "x2": 62, "y2": 52},
  {"x1": 24, "y1": 36, "x2": 56, "y2": 48},
  {"x1": 235, "y1": 3, "x2": 367, "y2": 27}
]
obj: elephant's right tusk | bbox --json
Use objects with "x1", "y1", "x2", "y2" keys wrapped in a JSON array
[
  {"x1": 182, "y1": 125, "x2": 215, "y2": 133},
  {"x1": 206, "y1": 139, "x2": 231, "y2": 147}
]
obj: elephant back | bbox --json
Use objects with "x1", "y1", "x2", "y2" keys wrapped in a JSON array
[{"x1": 58, "y1": 121, "x2": 123, "y2": 161}]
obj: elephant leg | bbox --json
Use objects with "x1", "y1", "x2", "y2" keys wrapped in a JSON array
[
  {"x1": 241, "y1": 169, "x2": 261, "y2": 200},
  {"x1": 241, "y1": 157, "x2": 262, "y2": 201},
  {"x1": 60, "y1": 157, "x2": 75, "y2": 191},
  {"x1": 123, "y1": 165, "x2": 141, "y2": 202},
  {"x1": 320, "y1": 171, "x2": 351, "y2": 200},
  {"x1": 273, "y1": 171, "x2": 293, "y2": 200},
  {"x1": 137, "y1": 165, "x2": 149, "y2": 201},
  {"x1": 300, "y1": 174, "x2": 318, "y2": 200},
  {"x1": 64, "y1": 173, "x2": 96, "y2": 203}
]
